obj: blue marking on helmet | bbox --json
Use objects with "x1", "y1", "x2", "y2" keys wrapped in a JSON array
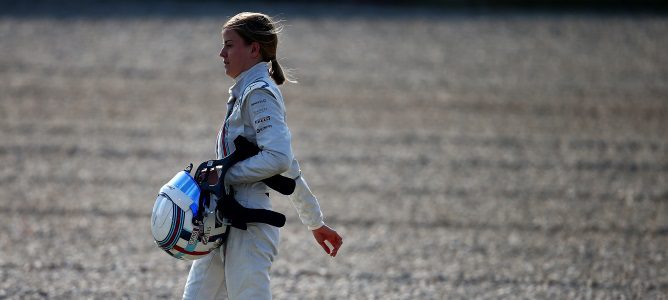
[{"x1": 167, "y1": 171, "x2": 201, "y2": 215}]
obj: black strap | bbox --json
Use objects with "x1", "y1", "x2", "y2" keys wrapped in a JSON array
[
  {"x1": 191, "y1": 136, "x2": 293, "y2": 226},
  {"x1": 233, "y1": 136, "x2": 295, "y2": 195},
  {"x1": 221, "y1": 191, "x2": 286, "y2": 230},
  {"x1": 192, "y1": 135, "x2": 289, "y2": 229}
]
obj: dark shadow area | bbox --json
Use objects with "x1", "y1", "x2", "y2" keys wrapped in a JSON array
[{"x1": 1, "y1": 0, "x2": 667, "y2": 19}]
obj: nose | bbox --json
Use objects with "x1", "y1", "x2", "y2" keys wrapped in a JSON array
[{"x1": 219, "y1": 47, "x2": 225, "y2": 58}]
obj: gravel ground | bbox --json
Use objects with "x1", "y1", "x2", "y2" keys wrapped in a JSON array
[{"x1": 1, "y1": 2, "x2": 667, "y2": 299}]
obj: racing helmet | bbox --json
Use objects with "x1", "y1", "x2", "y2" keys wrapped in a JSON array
[{"x1": 151, "y1": 170, "x2": 227, "y2": 260}]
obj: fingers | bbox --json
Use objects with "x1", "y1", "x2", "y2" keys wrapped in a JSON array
[
  {"x1": 328, "y1": 236, "x2": 343, "y2": 257},
  {"x1": 328, "y1": 241, "x2": 338, "y2": 257},
  {"x1": 318, "y1": 240, "x2": 331, "y2": 255},
  {"x1": 323, "y1": 233, "x2": 342, "y2": 257}
]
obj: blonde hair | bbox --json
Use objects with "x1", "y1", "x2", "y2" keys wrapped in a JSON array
[{"x1": 224, "y1": 12, "x2": 289, "y2": 85}]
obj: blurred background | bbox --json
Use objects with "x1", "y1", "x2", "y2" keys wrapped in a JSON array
[{"x1": 1, "y1": 0, "x2": 667, "y2": 299}]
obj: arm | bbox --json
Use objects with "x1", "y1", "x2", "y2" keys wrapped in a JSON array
[
  {"x1": 224, "y1": 89, "x2": 293, "y2": 185},
  {"x1": 283, "y1": 159, "x2": 324, "y2": 230},
  {"x1": 283, "y1": 159, "x2": 343, "y2": 257}
]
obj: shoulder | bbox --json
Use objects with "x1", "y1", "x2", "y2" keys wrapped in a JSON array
[
  {"x1": 242, "y1": 86, "x2": 286, "y2": 118},
  {"x1": 241, "y1": 80, "x2": 274, "y2": 101},
  {"x1": 242, "y1": 80, "x2": 283, "y2": 105},
  {"x1": 246, "y1": 89, "x2": 277, "y2": 109}
]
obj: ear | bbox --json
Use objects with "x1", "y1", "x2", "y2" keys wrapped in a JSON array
[{"x1": 250, "y1": 41, "x2": 261, "y2": 59}]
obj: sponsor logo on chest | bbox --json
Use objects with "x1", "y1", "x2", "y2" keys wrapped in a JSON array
[
  {"x1": 255, "y1": 116, "x2": 271, "y2": 124},
  {"x1": 256, "y1": 125, "x2": 272, "y2": 134}
]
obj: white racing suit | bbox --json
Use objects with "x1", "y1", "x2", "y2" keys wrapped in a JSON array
[{"x1": 183, "y1": 62, "x2": 324, "y2": 300}]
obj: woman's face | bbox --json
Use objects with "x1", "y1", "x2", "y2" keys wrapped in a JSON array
[{"x1": 220, "y1": 29, "x2": 258, "y2": 79}]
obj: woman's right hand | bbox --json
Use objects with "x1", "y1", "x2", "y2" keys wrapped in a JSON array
[{"x1": 312, "y1": 225, "x2": 343, "y2": 257}]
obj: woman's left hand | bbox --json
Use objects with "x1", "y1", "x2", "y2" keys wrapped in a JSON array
[{"x1": 312, "y1": 225, "x2": 343, "y2": 257}]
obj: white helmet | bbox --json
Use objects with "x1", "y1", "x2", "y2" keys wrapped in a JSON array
[{"x1": 151, "y1": 170, "x2": 228, "y2": 260}]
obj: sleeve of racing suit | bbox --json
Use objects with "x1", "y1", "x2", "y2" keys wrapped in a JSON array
[
  {"x1": 283, "y1": 159, "x2": 325, "y2": 230},
  {"x1": 224, "y1": 89, "x2": 325, "y2": 230},
  {"x1": 224, "y1": 89, "x2": 293, "y2": 184}
]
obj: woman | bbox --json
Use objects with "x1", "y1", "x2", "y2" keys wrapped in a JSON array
[{"x1": 182, "y1": 12, "x2": 343, "y2": 299}]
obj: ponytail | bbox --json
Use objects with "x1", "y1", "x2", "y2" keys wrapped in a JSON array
[{"x1": 270, "y1": 58, "x2": 286, "y2": 85}]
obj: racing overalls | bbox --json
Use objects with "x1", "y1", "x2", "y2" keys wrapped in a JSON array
[{"x1": 183, "y1": 62, "x2": 324, "y2": 300}]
